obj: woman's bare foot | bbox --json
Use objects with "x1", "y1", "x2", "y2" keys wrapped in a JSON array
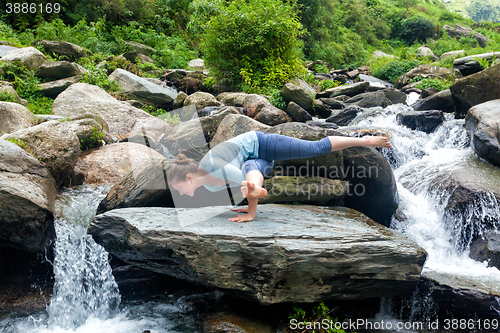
[
  {"x1": 364, "y1": 136, "x2": 391, "y2": 148},
  {"x1": 230, "y1": 207, "x2": 248, "y2": 213},
  {"x1": 228, "y1": 214, "x2": 255, "y2": 223},
  {"x1": 241, "y1": 181, "x2": 268, "y2": 199}
]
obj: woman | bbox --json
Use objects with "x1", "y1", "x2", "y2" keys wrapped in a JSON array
[{"x1": 168, "y1": 131, "x2": 391, "y2": 222}]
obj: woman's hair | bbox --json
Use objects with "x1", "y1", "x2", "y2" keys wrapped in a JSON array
[{"x1": 167, "y1": 153, "x2": 198, "y2": 183}]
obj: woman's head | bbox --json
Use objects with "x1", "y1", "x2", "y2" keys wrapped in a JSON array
[{"x1": 167, "y1": 153, "x2": 199, "y2": 196}]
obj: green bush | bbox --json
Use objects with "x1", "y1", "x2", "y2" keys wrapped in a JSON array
[
  {"x1": 409, "y1": 77, "x2": 453, "y2": 91},
  {"x1": 199, "y1": 0, "x2": 305, "y2": 90},
  {"x1": 80, "y1": 126, "x2": 106, "y2": 151},
  {"x1": 400, "y1": 16, "x2": 435, "y2": 45},
  {"x1": 268, "y1": 89, "x2": 287, "y2": 110},
  {"x1": 0, "y1": 91, "x2": 20, "y2": 103},
  {"x1": 318, "y1": 79, "x2": 342, "y2": 91},
  {"x1": 370, "y1": 58, "x2": 424, "y2": 83}
]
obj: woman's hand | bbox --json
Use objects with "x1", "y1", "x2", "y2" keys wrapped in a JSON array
[
  {"x1": 230, "y1": 207, "x2": 249, "y2": 213},
  {"x1": 228, "y1": 214, "x2": 255, "y2": 223}
]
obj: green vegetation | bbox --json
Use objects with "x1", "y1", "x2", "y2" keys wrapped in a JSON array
[
  {"x1": 283, "y1": 302, "x2": 348, "y2": 333},
  {"x1": 80, "y1": 126, "x2": 105, "y2": 151},
  {"x1": 0, "y1": 91, "x2": 20, "y2": 103},
  {"x1": 158, "y1": 112, "x2": 182, "y2": 126},
  {"x1": 318, "y1": 80, "x2": 343, "y2": 91},
  {"x1": 197, "y1": 0, "x2": 305, "y2": 91},
  {"x1": 6, "y1": 137, "x2": 34, "y2": 155},
  {"x1": 369, "y1": 57, "x2": 424, "y2": 83},
  {"x1": 408, "y1": 77, "x2": 454, "y2": 91},
  {"x1": 269, "y1": 89, "x2": 287, "y2": 110}
]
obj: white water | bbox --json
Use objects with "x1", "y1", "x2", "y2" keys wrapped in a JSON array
[
  {"x1": 0, "y1": 186, "x2": 198, "y2": 333},
  {"x1": 354, "y1": 104, "x2": 500, "y2": 285}
]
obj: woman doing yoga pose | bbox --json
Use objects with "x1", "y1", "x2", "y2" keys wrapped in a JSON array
[{"x1": 167, "y1": 131, "x2": 391, "y2": 222}]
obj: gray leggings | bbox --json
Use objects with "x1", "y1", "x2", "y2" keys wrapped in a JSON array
[{"x1": 242, "y1": 131, "x2": 332, "y2": 177}]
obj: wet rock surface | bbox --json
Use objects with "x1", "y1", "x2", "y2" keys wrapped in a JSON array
[{"x1": 89, "y1": 205, "x2": 427, "y2": 304}]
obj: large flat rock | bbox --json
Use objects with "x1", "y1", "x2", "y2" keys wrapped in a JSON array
[{"x1": 89, "y1": 205, "x2": 426, "y2": 304}]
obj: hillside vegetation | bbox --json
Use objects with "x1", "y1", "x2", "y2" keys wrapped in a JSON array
[{"x1": 1, "y1": 0, "x2": 500, "y2": 95}]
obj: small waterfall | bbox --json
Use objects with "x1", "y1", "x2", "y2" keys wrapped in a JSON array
[
  {"x1": 354, "y1": 104, "x2": 500, "y2": 281},
  {"x1": 47, "y1": 186, "x2": 120, "y2": 329}
]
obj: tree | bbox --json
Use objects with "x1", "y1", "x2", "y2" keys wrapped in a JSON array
[{"x1": 198, "y1": 0, "x2": 305, "y2": 90}]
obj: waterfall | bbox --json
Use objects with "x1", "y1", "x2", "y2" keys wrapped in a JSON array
[
  {"x1": 47, "y1": 186, "x2": 121, "y2": 329},
  {"x1": 354, "y1": 103, "x2": 500, "y2": 290}
]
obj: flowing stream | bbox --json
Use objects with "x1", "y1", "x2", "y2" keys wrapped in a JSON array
[
  {"x1": 1, "y1": 102, "x2": 500, "y2": 331},
  {"x1": 0, "y1": 186, "x2": 198, "y2": 333}
]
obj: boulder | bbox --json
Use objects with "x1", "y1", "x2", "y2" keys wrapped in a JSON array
[
  {"x1": 306, "y1": 121, "x2": 339, "y2": 130},
  {"x1": 36, "y1": 61, "x2": 87, "y2": 80},
  {"x1": 280, "y1": 79, "x2": 315, "y2": 112},
  {"x1": 0, "y1": 45, "x2": 18, "y2": 57},
  {"x1": 0, "y1": 81, "x2": 26, "y2": 105},
  {"x1": 420, "y1": 87, "x2": 440, "y2": 99},
  {"x1": 124, "y1": 41, "x2": 155, "y2": 56},
  {"x1": 359, "y1": 74, "x2": 394, "y2": 89},
  {"x1": 469, "y1": 230, "x2": 500, "y2": 270},
  {"x1": 453, "y1": 52, "x2": 500, "y2": 76},
  {"x1": 188, "y1": 58, "x2": 205, "y2": 69},
  {"x1": 285, "y1": 101, "x2": 313, "y2": 122},
  {"x1": 411, "y1": 89, "x2": 456, "y2": 113},
  {"x1": 0, "y1": 139, "x2": 56, "y2": 253},
  {"x1": 326, "y1": 105, "x2": 365, "y2": 126},
  {"x1": 210, "y1": 114, "x2": 271, "y2": 148},
  {"x1": 161, "y1": 69, "x2": 187, "y2": 83},
  {"x1": 450, "y1": 64, "x2": 500, "y2": 116},
  {"x1": 0, "y1": 102, "x2": 37, "y2": 134},
  {"x1": 218, "y1": 92, "x2": 248, "y2": 107},
  {"x1": 172, "y1": 91, "x2": 188, "y2": 110},
  {"x1": 318, "y1": 98, "x2": 345, "y2": 110},
  {"x1": 396, "y1": 110, "x2": 445, "y2": 133},
  {"x1": 443, "y1": 24, "x2": 489, "y2": 48},
  {"x1": 1, "y1": 118, "x2": 109, "y2": 187},
  {"x1": 345, "y1": 91, "x2": 392, "y2": 108},
  {"x1": 260, "y1": 176, "x2": 347, "y2": 206},
  {"x1": 88, "y1": 204, "x2": 427, "y2": 304},
  {"x1": 38, "y1": 75, "x2": 82, "y2": 98},
  {"x1": 109, "y1": 68, "x2": 177, "y2": 108},
  {"x1": 52, "y1": 83, "x2": 163, "y2": 140},
  {"x1": 312, "y1": 99, "x2": 332, "y2": 118},
  {"x1": 1, "y1": 47, "x2": 47, "y2": 70},
  {"x1": 372, "y1": 50, "x2": 395, "y2": 59},
  {"x1": 32, "y1": 39, "x2": 88, "y2": 59},
  {"x1": 183, "y1": 91, "x2": 222, "y2": 111},
  {"x1": 382, "y1": 88, "x2": 407, "y2": 105},
  {"x1": 465, "y1": 99, "x2": 500, "y2": 166},
  {"x1": 161, "y1": 107, "x2": 241, "y2": 158},
  {"x1": 178, "y1": 76, "x2": 203, "y2": 94},
  {"x1": 253, "y1": 106, "x2": 292, "y2": 126},
  {"x1": 201, "y1": 313, "x2": 274, "y2": 333},
  {"x1": 440, "y1": 50, "x2": 465, "y2": 60},
  {"x1": 417, "y1": 46, "x2": 438, "y2": 61},
  {"x1": 395, "y1": 65, "x2": 453, "y2": 89},
  {"x1": 342, "y1": 144, "x2": 399, "y2": 226},
  {"x1": 316, "y1": 82, "x2": 370, "y2": 99},
  {"x1": 74, "y1": 142, "x2": 166, "y2": 185}
]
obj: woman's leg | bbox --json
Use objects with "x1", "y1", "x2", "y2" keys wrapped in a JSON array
[{"x1": 255, "y1": 132, "x2": 390, "y2": 161}]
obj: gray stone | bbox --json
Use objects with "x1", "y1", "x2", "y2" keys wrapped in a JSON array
[
  {"x1": 451, "y1": 63, "x2": 500, "y2": 116},
  {"x1": 382, "y1": 88, "x2": 407, "y2": 105},
  {"x1": 172, "y1": 91, "x2": 188, "y2": 110},
  {"x1": 318, "y1": 98, "x2": 345, "y2": 110},
  {"x1": 345, "y1": 91, "x2": 392, "y2": 108},
  {"x1": 75, "y1": 142, "x2": 165, "y2": 185},
  {"x1": 0, "y1": 81, "x2": 26, "y2": 105},
  {"x1": 326, "y1": 105, "x2": 365, "y2": 126},
  {"x1": 465, "y1": 99, "x2": 500, "y2": 167},
  {"x1": 412, "y1": 89, "x2": 455, "y2": 113},
  {"x1": 161, "y1": 107, "x2": 241, "y2": 158},
  {"x1": 395, "y1": 65, "x2": 453, "y2": 89},
  {"x1": 316, "y1": 82, "x2": 370, "y2": 99},
  {"x1": 201, "y1": 313, "x2": 274, "y2": 333},
  {"x1": 443, "y1": 24, "x2": 489, "y2": 48},
  {"x1": 440, "y1": 50, "x2": 465, "y2": 60},
  {"x1": 52, "y1": 83, "x2": 162, "y2": 140},
  {"x1": 188, "y1": 58, "x2": 205, "y2": 69},
  {"x1": 285, "y1": 101, "x2": 313, "y2": 122},
  {"x1": 0, "y1": 102, "x2": 37, "y2": 134},
  {"x1": 396, "y1": 110, "x2": 445, "y2": 133},
  {"x1": 1, "y1": 118, "x2": 110, "y2": 187},
  {"x1": 280, "y1": 79, "x2": 315, "y2": 112},
  {"x1": 453, "y1": 52, "x2": 500, "y2": 76},
  {"x1": 253, "y1": 106, "x2": 292, "y2": 126},
  {"x1": 88, "y1": 204, "x2": 427, "y2": 304},
  {"x1": 417, "y1": 46, "x2": 438, "y2": 61},
  {"x1": 372, "y1": 50, "x2": 395, "y2": 59},
  {"x1": 32, "y1": 39, "x2": 88, "y2": 59},
  {"x1": 0, "y1": 45, "x2": 18, "y2": 57},
  {"x1": 109, "y1": 68, "x2": 177, "y2": 108},
  {"x1": 0, "y1": 139, "x2": 56, "y2": 253},
  {"x1": 470, "y1": 230, "x2": 500, "y2": 270},
  {"x1": 124, "y1": 41, "x2": 155, "y2": 56},
  {"x1": 1, "y1": 47, "x2": 47, "y2": 70},
  {"x1": 312, "y1": 99, "x2": 332, "y2": 118},
  {"x1": 218, "y1": 92, "x2": 248, "y2": 107},
  {"x1": 359, "y1": 74, "x2": 394, "y2": 89},
  {"x1": 183, "y1": 91, "x2": 222, "y2": 111},
  {"x1": 210, "y1": 114, "x2": 271, "y2": 148},
  {"x1": 36, "y1": 61, "x2": 87, "y2": 80},
  {"x1": 38, "y1": 75, "x2": 82, "y2": 98}
]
